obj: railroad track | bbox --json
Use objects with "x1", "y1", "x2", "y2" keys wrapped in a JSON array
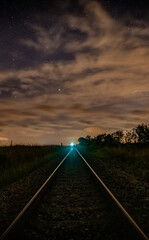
[{"x1": 0, "y1": 148, "x2": 148, "y2": 240}]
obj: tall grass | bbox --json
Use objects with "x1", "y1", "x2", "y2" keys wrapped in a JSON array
[
  {"x1": 84, "y1": 144, "x2": 149, "y2": 181},
  {"x1": 0, "y1": 145, "x2": 66, "y2": 189}
]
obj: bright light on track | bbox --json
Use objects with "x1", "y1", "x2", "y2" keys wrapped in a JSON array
[{"x1": 70, "y1": 142, "x2": 74, "y2": 146}]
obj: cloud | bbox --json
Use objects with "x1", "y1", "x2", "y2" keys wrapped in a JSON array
[
  {"x1": 21, "y1": 24, "x2": 64, "y2": 54},
  {"x1": 0, "y1": 1, "x2": 149, "y2": 144},
  {"x1": 85, "y1": 127, "x2": 105, "y2": 136},
  {"x1": 0, "y1": 137, "x2": 9, "y2": 141},
  {"x1": 131, "y1": 110, "x2": 149, "y2": 116}
]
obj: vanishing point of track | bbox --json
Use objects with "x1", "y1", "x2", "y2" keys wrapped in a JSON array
[{"x1": 0, "y1": 148, "x2": 148, "y2": 240}]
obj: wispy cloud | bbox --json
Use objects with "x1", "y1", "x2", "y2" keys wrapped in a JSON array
[
  {"x1": 0, "y1": 137, "x2": 9, "y2": 141},
  {"x1": 0, "y1": 1, "x2": 149, "y2": 144}
]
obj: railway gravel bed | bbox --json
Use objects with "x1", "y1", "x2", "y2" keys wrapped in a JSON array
[
  {"x1": 80, "y1": 149, "x2": 149, "y2": 237},
  {"x1": 0, "y1": 148, "x2": 148, "y2": 239},
  {"x1": 0, "y1": 150, "x2": 67, "y2": 235},
  {"x1": 19, "y1": 151, "x2": 142, "y2": 240}
]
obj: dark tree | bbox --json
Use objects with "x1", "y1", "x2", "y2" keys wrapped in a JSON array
[
  {"x1": 125, "y1": 131, "x2": 132, "y2": 143},
  {"x1": 112, "y1": 130, "x2": 123, "y2": 143},
  {"x1": 78, "y1": 137, "x2": 88, "y2": 145},
  {"x1": 135, "y1": 124, "x2": 149, "y2": 143},
  {"x1": 86, "y1": 135, "x2": 91, "y2": 141},
  {"x1": 95, "y1": 134, "x2": 106, "y2": 144},
  {"x1": 104, "y1": 134, "x2": 115, "y2": 145}
]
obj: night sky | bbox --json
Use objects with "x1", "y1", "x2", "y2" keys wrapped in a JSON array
[{"x1": 0, "y1": 0, "x2": 149, "y2": 145}]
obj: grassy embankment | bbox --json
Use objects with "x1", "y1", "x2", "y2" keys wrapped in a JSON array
[
  {"x1": 0, "y1": 145, "x2": 67, "y2": 189},
  {"x1": 79, "y1": 144, "x2": 149, "y2": 181}
]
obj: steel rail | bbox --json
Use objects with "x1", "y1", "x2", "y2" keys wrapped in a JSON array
[
  {"x1": 76, "y1": 148, "x2": 148, "y2": 240},
  {"x1": 0, "y1": 149, "x2": 72, "y2": 240}
]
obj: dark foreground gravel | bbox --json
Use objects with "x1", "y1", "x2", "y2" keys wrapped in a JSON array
[
  {"x1": 0, "y1": 150, "x2": 67, "y2": 235},
  {"x1": 81, "y1": 149, "x2": 149, "y2": 238},
  {"x1": 16, "y1": 150, "x2": 144, "y2": 240},
  {"x1": 0, "y1": 148, "x2": 148, "y2": 239}
]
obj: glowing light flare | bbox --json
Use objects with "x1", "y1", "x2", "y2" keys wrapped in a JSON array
[{"x1": 70, "y1": 142, "x2": 74, "y2": 146}]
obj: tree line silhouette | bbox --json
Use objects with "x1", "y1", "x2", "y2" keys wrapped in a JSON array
[{"x1": 78, "y1": 124, "x2": 149, "y2": 146}]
